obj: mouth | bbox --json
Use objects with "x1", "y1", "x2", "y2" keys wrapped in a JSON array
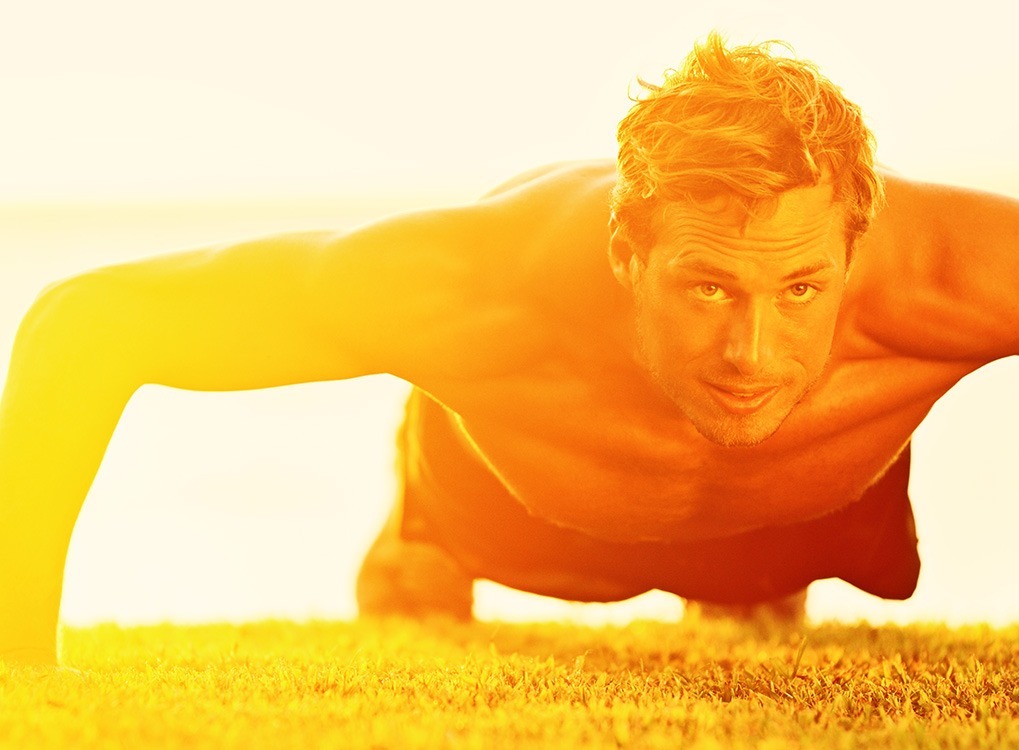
[{"x1": 705, "y1": 382, "x2": 779, "y2": 414}]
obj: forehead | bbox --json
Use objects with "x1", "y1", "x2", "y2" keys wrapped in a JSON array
[{"x1": 651, "y1": 184, "x2": 846, "y2": 271}]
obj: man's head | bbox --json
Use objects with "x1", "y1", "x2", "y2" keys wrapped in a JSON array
[{"x1": 609, "y1": 34, "x2": 882, "y2": 447}]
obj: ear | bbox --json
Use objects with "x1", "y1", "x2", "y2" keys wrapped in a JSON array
[{"x1": 608, "y1": 215, "x2": 642, "y2": 291}]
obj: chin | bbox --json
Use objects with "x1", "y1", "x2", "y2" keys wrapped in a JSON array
[
  {"x1": 644, "y1": 359, "x2": 817, "y2": 448},
  {"x1": 673, "y1": 387, "x2": 803, "y2": 448},
  {"x1": 688, "y1": 414, "x2": 786, "y2": 448}
]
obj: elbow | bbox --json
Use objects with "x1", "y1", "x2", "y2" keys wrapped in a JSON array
[{"x1": 16, "y1": 270, "x2": 145, "y2": 394}]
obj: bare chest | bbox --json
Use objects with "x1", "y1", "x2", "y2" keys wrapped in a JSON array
[{"x1": 432, "y1": 354, "x2": 974, "y2": 543}]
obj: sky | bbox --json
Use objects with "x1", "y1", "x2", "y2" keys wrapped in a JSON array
[
  {"x1": 2, "y1": 0, "x2": 1018, "y2": 202},
  {"x1": 1, "y1": 0, "x2": 1019, "y2": 628}
]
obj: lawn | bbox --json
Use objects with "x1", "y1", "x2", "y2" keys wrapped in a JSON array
[{"x1": 2, "y1": 617, "x2": 1018, "y2": 749}]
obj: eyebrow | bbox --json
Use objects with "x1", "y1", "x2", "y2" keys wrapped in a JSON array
[
  {"x1": 678, "y1": 261, "x2": 739, "y2": 280},
  {"x1": 781, "y1": 260, "x2": 837, "y2": 281},
  {"x1": 675, "y1": 259, "x2": 837, "y2": 281}
]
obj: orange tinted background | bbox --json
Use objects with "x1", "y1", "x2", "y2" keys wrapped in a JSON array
[{"x1": 2, "y1": 0, "x2": 1017, "y2": 627}]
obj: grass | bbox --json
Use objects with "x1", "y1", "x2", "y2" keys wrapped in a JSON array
[{"x1": 2, "y1": 617, "x2": 1018, "y2": 749}]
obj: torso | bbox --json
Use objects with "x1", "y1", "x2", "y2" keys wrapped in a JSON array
[{"x1": 399, "y1": 160, "x2": 1003, "y2": 543}]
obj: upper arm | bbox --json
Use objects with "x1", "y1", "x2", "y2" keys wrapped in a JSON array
[
  {"x1": 306, "y1": 205, "x2": 545, "y2": 383},
  {"x1": 855, "y1": 175, "x2": 1019, "y2": 362},
  {"x1": 80, "y1": 204, "x2": 540, "y2": 392}
]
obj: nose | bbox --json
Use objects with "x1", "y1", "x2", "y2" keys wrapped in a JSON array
[{"x1": 722, "y1": 299, "x2": 776, "y2": 376}]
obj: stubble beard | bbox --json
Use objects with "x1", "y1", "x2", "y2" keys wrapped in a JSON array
[{"x1": 635, "y1": 333, "x2": 822, "y2": 449}]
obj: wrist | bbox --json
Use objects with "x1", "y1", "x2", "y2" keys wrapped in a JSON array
[{"x1": 0, "y1": 645, "x2": 58, "y2": 667}]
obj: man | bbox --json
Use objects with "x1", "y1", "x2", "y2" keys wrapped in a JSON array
[{"x1": 1, "y1": 34, "x2": 1017, "y2": 666}]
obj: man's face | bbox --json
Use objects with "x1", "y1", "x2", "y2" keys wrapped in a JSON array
[{"x1": 622, "y1": 184, "x2": 849, "y2": 447}]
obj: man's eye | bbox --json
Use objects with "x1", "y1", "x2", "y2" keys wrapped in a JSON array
[
  {"x1": 693, "y1": 283, "x2": 725, "y2": 300},
  {"x1": 784, "y1": 283, "x2": 817, "y2": 302}
]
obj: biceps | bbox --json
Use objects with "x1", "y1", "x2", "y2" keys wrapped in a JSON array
[{"x1": 81, "y1": 232, "x2": 366, "y2": 391}]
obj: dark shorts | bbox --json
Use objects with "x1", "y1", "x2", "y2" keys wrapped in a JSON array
[{"x1": 397, "y1": 389, "x2": 921, "y2": 605}]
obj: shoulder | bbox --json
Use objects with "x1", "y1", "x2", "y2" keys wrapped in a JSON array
[
  {"x1": 863, "y1": 173, "x2": 1019, "y2": 257},
  {"x1": 318, "y1": 160, "x2": 620, "y2": 384},
  {"x1": 452, "y1": 158, "x2": 617, "y2": 303},
  {"x1": 474, "y1": 159, "x2": 623, "y2": 317},
  {"x1": 848, "y1": 171, "x2": 1019, "y2": 363},
  {"x1": 480, "y1": 159, "x2": 616, "y2": 200}
]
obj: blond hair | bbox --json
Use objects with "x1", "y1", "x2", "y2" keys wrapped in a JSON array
[{"x1": 612, "y1": 33, "x2": 883, "y2": 258}]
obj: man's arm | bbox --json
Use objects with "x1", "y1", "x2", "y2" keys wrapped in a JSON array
[
  {"x1": 0, "y1": 205, "x2": 524, "y2": 666},
  {"x1": 854, "y1": 175, "x2": 1019, "y2": 361}
]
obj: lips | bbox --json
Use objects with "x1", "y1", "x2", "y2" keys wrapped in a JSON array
[{"x1": 705, "y1": 382, "x2": 779, "y2": 413}]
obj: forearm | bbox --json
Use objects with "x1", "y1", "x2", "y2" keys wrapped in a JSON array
[
  {"x1": 0, "y1": 232, "x2": 362, "y2": 665},
  {"x1": 0, "y1": 277, "x2": 138, "y2": 665}
]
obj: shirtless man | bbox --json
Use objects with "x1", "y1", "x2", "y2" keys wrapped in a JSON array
[{"x1": 2, "y1": 35, "x2": 1017, "y2": 666}]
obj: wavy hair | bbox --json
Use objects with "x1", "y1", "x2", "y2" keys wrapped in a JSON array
[{"x1": 612, "y1": 32, "x2": 883, "y2": 259}]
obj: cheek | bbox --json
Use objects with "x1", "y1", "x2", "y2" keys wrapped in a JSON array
[
  {"x1": 638, "y1": 296, "x2": 722, "y2": 364},
  {"x1": 784, "y1": 306, "x2": 840, "y2": 366}
]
